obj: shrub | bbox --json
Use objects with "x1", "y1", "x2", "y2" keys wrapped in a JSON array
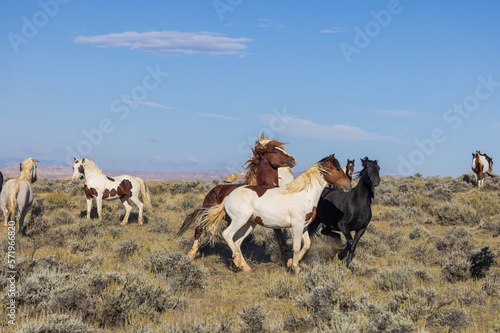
[
  {"x1": 46, "y1": 192, "x2": 72, "y2": 209},
  {"x1": 143, "y1": 250, "x2": 208, "y2": 291},
  {"x1": 408, "y1": 225, "x2": 431, "y2": 240},
  {"x1": 148, "y1": 215, "x2": 170, "y2": 234},
  {"x1": 265, "y1": 275, "x2": 304, "y2": 299},
  {"x1": 439, "y1": 308, "x2": 470, "y2": 332},
  {"x1": 373, "y1": 267, "x2": 417, "y2": 291},
  {"x1": 239, "y1": 304, "x2": 267, "y2": 333},
  {"x1": 51, "y1": 209, "x2": 75, "y2": 225},
  {"x1": 387, "y1": 286, "x2": 438, "y2": 322},
  {"x1": 442, "y1": 251, "x2": 471, "y2": 283},
  {"x1": 478, "y1": 219, "x2": 500, "y2": 237},
  {"x1": 470, "y1": 247, "x2": 495, "y2": 278},
  {"x1": 482, "y1": 274, "x2": 500, "y2": 298},
  {"x1": 116, "y1": 239, "x2": 141, "y2": 261}
]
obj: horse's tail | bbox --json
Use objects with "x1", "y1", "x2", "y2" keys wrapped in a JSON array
[
  {"x1": 8, "y1": 181, "x2": 20, "y2": 222},
  {"x1": 198, "y1": 202, "x2": 227, "y2": 240},
  {"x1": 223, "y1": 172, "x2": 245, "y2": 183},
  {"x1": 137, "y1": 177, "x2": 153, "y2": 214},
  {"x1": 177, "y1": 208, "x2": 203, "y2": 237}
]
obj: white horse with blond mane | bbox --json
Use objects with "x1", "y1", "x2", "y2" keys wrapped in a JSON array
[
  {"x1": 199, "y1": 154, "x2": 351, "y2": 274},
  {"x1": 0, "y1": 158, "x2": 39, "y2": 235},
  {"x1": 72, "y1": 158, "x2": 152, "y2": 225}
]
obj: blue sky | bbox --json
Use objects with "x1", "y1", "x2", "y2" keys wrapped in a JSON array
[{"x1": 2, "y1": 0, "x2": 500, "y2": 177}]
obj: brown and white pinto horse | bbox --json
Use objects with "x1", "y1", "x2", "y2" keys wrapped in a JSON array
[
  {"x1": 72, "y1": 158, "x2": 152, "y2": 225},
  {"x1": 472, "y1": 151, "x2": 494, "y2": 189},
  {"x1": 178, "y1": 136, "x2": 297, "y2": 260}
]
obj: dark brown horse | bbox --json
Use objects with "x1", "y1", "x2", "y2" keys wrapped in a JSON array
[
  {"x1": 343, "y1": 159, "x2": 355, "y2": 181},
  {"x1": 178, "y1": 137, "x2": 297, "y2": 260}
]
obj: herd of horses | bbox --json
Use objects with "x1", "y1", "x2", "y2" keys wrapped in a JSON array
[{"x1": 0, "y1": 138, "x2": 495, "y2": 272}]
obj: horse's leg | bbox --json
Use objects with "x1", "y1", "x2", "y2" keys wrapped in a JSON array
[
  {"x1": 288, "y1": 221, "x2": 305, "y2": 274},
  {"x1": 86, "y1": 198, "x2": 92, "y2": 219},
  {"x1": 129, "y1": 195, "x2": 144, "y2": 225},
  {"x1": 18, "y1": 207, "x2": 29, "y2": 236},
  {"x1": 233, "y1": 222, "x2": 255, "y2": 272},
  {"x1": 120, "y1": 198, "x2": 132, "y2": 225},
  {"x1": 3, "y1": 207, "x2": 8, "y2": 227},
  {"x1": 345, "y1": 227, "x2": 366, "y2": 267},
  {"x1": 296, "y1": 230, "x2": 311, "y2": 262},
  {"x1": 96, "y1": 196, "x2": 103, "y2": 220},
  {"x1": 222, "y1": 216, "x2": 250, "y2": 271},
  {"x1": 337, "y1": 220, "x2": 353, "y2": 262},
  {"x1": 187, "y1": 224, "x2": 203, "y2": 260},
  {"x1": 273, "y1": 229, "x2": 289, "y2": 256}
]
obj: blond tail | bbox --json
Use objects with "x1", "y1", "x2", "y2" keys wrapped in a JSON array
[
  {"x1": 223, "y1": 172, "x2": 245, "y2": 183},
  {"x1": 197, "y1": 202, "x2": 227, "y2": 240},
  {"x1": 137, "y1": 178, "x2": 153, "y2": 214},
  {"x1": 8, "y1": 182, "x2": 20, "y2": 222}
]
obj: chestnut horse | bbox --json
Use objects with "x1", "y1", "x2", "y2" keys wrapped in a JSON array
[
  {"x1": 199, "y1": 154, "x2": 351, "y2": 273},
  {"x1": 178, "y1": 137, "x2": 297, "y2": 260},
  {"x1": 472, "y1": 151, "x2": 494, "y2": 189}
]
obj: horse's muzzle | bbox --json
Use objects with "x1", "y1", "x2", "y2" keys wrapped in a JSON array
[{"x1": 287, "y1": 157, "x2": 297, "y2": 168}]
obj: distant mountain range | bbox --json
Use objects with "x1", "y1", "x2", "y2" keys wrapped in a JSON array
[{"x1": 0, "y1": 163, "x2": 230, "y2": 182}]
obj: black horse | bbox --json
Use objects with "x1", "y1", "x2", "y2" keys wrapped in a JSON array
[{"x1": 308, "y1": 157, "x2": 380, "y2": 267}]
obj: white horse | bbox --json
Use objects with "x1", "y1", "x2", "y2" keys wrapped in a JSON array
[
  {"x1": 199, "y1": 154, "x2": 352, "y2": 274},
  {"x1": 72, "y1": 158, "x2": 152, "y2": 225},
  {"x1": 472, "y1": 151, "x2": 494, "y2": 189},
  {"x1": 1, "y1": 158, "x2": 39, "y2": 235}
]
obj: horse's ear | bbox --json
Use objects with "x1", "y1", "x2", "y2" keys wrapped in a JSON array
[
  {"x1": 82, "y1": 158, "x2": 86, "y2": 164},
  {"x1": 259, "y1": 133, "x2": 265, "y2": 140},
  {"x1": 74, "y1": 157, "x2": 77, "y2": 161},
  {"x1": 19, "y1": 163, "x2": 22, "y2": 172}
]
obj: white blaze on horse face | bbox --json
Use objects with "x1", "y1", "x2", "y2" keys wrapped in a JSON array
[{"x1": 72, "y1": 161, "x2": 83, "y2": 183}]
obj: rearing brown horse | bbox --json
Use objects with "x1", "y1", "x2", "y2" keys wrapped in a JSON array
[{"x1": 178, "y1": 136, "x2": 297, "y2": 260}]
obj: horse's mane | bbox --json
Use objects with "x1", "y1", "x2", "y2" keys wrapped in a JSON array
[
  {"x1": 280, "y1": 162, "x2": 326, "y2": 195},
  {"x1": 78, "y1": 158, "x2": 105, "y2": 177},
  {"x1": 18, "y1": 158, "x2": 39, "y2": 182},
  {"x1": 243, "y1": 138, "x2": 287, "y2": 185}
]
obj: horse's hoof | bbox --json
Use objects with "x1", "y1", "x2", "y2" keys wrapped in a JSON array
[
  {"x1": 242, "y1": 265, "x2": 252, "y2": 272},
  {"x1": 187, "y1": 252, "x2": 196, "y2": 260},
  {"x1": 120, "y1": 221, "x2": 127, "y2": 226},
  {"x1": 286, "y1": 258, "x2": 293, "y2": 268}
]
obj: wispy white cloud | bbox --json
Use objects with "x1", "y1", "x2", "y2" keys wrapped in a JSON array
[
  {"x1": 373, "y1": 109, "x2": 418, "y2": 118},
  {"x1": 196, "y1": 113, "x2": 240, "y2": 121},
  {"x1": 255, "y1": 18, "x2": 285, "y2": 29},
  {"x1": 148, "y1": 137, "x2": 162, "y2": 143},
  {"x1": 73, "y1": 31, "x2": 253, "y2": 56},
  {"x1": 148, "y1": 155, "x2": 208, "y2": 167},
  {"x1": 320, "y1": 27, "x2": 342, "y2": 33},
  {"x1": 259, "y1": 115, "x2": 398, "y2": 142},
  {"x1": 128, "y1": 101, "x2": 173, "y2": 110}
]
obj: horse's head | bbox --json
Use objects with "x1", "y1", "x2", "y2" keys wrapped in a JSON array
[
  {"x1": 252, "y1": 135, "x2": 297, "y2": 169},
  {"x1": 320, "y1": 154, "x2": 351, "y2": 191},
  {"x1": 359, "y1": 157, "x2": 380, "y2": 187},
  {"x1": 72, "y1": 158, "x2": 87, "y2": 182},
  {"x1": 345, "y1": 159, "x2": 355, "y2": 179},
  {"x1": 262, "y1": 144, "x2": 297, "y2": 169},
  {"x1": 19, "y1": 158, "x2": 39, "y2": 183}
]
